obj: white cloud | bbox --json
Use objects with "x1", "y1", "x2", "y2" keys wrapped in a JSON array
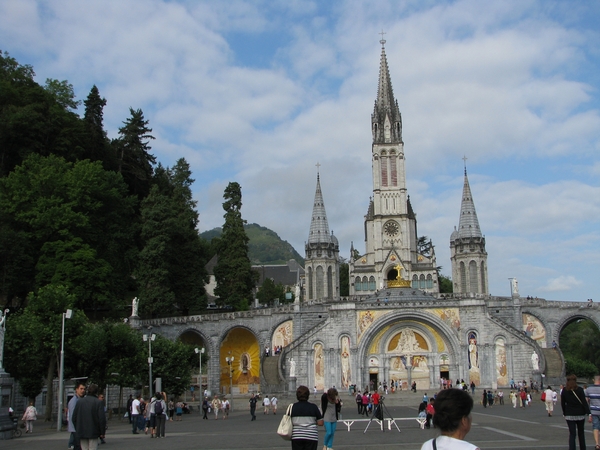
[{"x1": 539, "y1": 275, "x2": 583, "y2": 293}]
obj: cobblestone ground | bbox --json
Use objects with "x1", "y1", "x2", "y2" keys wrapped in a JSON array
[{"x1": 2, "y1": 391, "x2": 591, "y2": 450}]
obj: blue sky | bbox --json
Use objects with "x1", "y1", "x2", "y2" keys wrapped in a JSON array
[{"x1": 1, "y1": 0, "x2": 599, "y2": 301}]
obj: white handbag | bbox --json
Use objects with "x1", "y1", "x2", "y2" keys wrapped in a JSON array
[{"x1": 277, "y1": 404, "x2": 294, "y2": 440}]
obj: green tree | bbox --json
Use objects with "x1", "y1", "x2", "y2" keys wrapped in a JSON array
[
  {"x1": 439, "y1": 274, "x2": 453, "y2": 294},
  {"x1": 82, "y1": 85, "x2": 113, "y2": 168},
  {"x1": 73, "y1": 321, "x2": 145, "y2": 390},
  {"x1": 560, "y1": 319, "x2": 600, "y2": 375},
  {"x1": 115, "y1": 108, "x2": 156, "y2": 199},
  {"x1": 136, "y1": 159, "x2": 208, "y2": 317},
  {"x1": 43, "y1": 78, "x2": 80, "y2": 111},
  {"x1": 213, "y1": 182, "x2": 257, "y2": 311},
  {"x1": 256, "y1": 278, "x2": 286, "y2": 305},
  {"x1": 3, "y1": 285, "x2": 87, "y2": 418},
  {"x1": 0, "y1": 154, "x2": 137, "y2": 313}
]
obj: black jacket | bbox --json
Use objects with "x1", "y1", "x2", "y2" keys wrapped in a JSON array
[
  {"x1": 72, "y1": 394, "x2": 106, "y2": 439},
  {"x1": 561, "y1": 387, "x2": 591, "y2": 417}
]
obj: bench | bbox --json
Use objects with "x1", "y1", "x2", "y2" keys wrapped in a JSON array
[{"x1": 339, "y1": 417, "x2": 427, "y2": 432}]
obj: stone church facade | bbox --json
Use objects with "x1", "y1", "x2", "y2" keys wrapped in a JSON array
[{"x1": 133, "y1": 40, "x2": 598, "y2": 396}]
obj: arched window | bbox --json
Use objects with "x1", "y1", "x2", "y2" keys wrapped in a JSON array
[
  {"x1": 362, "y1": 276, "x2": 368, "y2": 291},
  {"x1": 355, "y1": 277, "x2": 362, "y2": 292},
  {"x1": 369, "y1": 276, "x2": 376, "y2": 291},
  {"x1": 411, "y1": 274, "x2": 418, "y2": 288},
  {"x1": 316, "y1": 266, "x2": 324, "y2": 299},
  {"x1": 327, "y1": 266, "x2": 333, "y2": 299},
  {"x1": 308, "y1": 267, "x2": 313, "y2": 300},
  {"x1": 460, "y1": 262, "x2": 467, "y2": 293},
  {"x1": 426, "y1": 274, "x2": 433, "y2": 289},
  {"x1": 419, "y1": 274, "x2": 426, "y2": 289},
  {"x1": 469, "y1": 260, "x2": 478, "y2": 293},
  {"x1": 480, "y1": 261, "x2": 486, "y2": 293}
]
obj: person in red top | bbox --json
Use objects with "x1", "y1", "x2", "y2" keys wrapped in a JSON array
[
  {"x1": 425, "y1": 398, "x2": 435, "y2": 429},
  {"x1": 371, "y1": 391, "x2": 381, "y2": 419},
  {"x1": 519, "y1": 389, "x2": 527, "y2": 407}
]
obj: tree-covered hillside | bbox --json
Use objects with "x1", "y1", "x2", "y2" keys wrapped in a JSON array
[{"x1": 201, "y1": 223, "x2": 304, "y2": 266}]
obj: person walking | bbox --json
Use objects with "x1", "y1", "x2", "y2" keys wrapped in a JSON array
[
  {"x1": 561, "y1": 374, "x2": 591, "y2": 450},
  {"x1": 130, "y1": 394, "x2": 141, "y2": 434},
  {"x1": 21, "y1": 401, "x2": 37, "y2": 434},
  {"x1": 152, "y1": 392, "x2": 167, "y2": 438},
  {"x1": 68, "y1": 381, "x2": 86, "y2": 449},
  {"x1": 355, "y1": 392, "x2": 362, "y2": 414},
  {"x1": 271, "y1": 395, "x2": 278, "y2": 414},
  {"x1": 263, "y1": 395, "x2": 271, "y2": 414},
  {"x1": 510, "y1": 390, "x2": 517, "y2": 408},
  {"x1": 420, "y1": 389, "x2": 479, "y2": 450},
  {"x1": 482, "y1": 390, "x2": 488, "y2": 408},
  {"x1": 544, "y1": 385, "x2": 555, "y2": 417},
  {"x1": 211, "y1": 395, "x2": 221, "y2": 420},
  {"x1": 290, "y1": 385, "x2": 323, "y2": 450},
  {"x1": 249, "y1": 393, "x2": 257, "y2": 421},
  {"x1": 586, "y1": 375, "x2": 600, "y2": 450},
  {"x1": 221, "y1": 398, "x2": 230, "y2": 419},
  {"x1": 72, "y1": 384, "x2": 106, "y2": 450},
  {"x1": 96, "y1": 393, "x2": 108, "y2": 444},
  {"x1": 425, "y1": 398, "x2": 435, "y2": 429},
  {"x1": 201, "y1": 397, "x2": 209, "y2": 420},
  {"x1": 321, "y1": 387, "x2": 341, "y2": 450}
]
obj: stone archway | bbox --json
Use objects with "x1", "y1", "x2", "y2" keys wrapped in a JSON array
[
  {"x1": 220, "y1": 327, "x2": 260, "y2": 394},
  {"x1": 178, "y1": 329, "x2": 209, "y2": 392}
]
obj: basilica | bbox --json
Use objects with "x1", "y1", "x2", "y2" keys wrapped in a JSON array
[{"x1": 137, "y1": 40, "x2": 598, "y2": 396}]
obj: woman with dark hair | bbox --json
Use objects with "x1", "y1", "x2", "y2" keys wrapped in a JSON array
[
  {"x1": 421, "y1": 389, "x2": 479, "y2": 450},
  {"x1": 321, "y1": 388, "x2": 341, "y2": 450},
  {"x1": 290, "y1": 385, "x2": 323, "y2": 450},
  {"x1": 561, "y1": 374, "x2": 591, "y2": 450}
]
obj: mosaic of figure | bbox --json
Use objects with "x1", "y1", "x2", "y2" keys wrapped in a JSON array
[
  {"x1": 393, "y1": 329, "x2": 424, "y2": 353},
  {"x1": 495, "y1": 338, "x2": 508, "y2": 386},
  {"x1": 340, "y1": 336, "x2": 351, "y2": 388},
  {"x1": 468, "y1": 331, "x2": 480, "y2": 385},
  {"x1": 272, "y1": 320, "x2": 293, "y2": 351},
  {"x1": 314, "y1": 343, "x2": 324, "y2": 391},
  {"x1": 522, "y1": 314, "x2": 547, "y2": 348}
]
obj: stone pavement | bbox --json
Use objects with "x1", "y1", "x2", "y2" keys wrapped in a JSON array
[{"x1": 3, "y1": 390, "x2": 594, "y2": 450}]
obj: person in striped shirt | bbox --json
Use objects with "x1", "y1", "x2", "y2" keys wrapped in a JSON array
[
  {"x1": 290, "y1": 385, "x2": 323, "y2": 450},
  {"x1": 586, "y1": 375, "x2": 600, "y2": 450}
]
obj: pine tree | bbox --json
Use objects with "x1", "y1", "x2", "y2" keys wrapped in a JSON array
[
  {"x1": 83, "y1": 85, "x2": 112, "y2": 168},
  {"x1": 213, "y1": 182, "x2": 257, "y2": 311},
  {"x1": 115, "y1": 108, "x2": 156, "y2": 199}
]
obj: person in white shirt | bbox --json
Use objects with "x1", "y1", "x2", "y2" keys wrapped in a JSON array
[
  {"x1": 270, "y1": 396, "x2": 278, "y2": 414},
  {"x1": 544, "y1": 386, "x2": 555, "y2": 416},
  {"x1": 263, "y1": 395, "x2": 271, "y2": 414},
  {"x1": 420, "y1": 389, "x2": 479, "y2": 450}
]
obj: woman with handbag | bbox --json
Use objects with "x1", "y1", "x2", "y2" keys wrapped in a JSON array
[
  {"x1": 290, "y1": 385, "x2": 323, "y2": 450},
  {"x1": 21, "y1": 402, "x2": 37, "y2": 434},
  {"x1": 561, "y1": 374, "x2": 591, "y2": 450}
]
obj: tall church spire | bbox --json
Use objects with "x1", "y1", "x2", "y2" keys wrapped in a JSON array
[
  {"x1": 308, "y1": 169, "x2": 331, "y2": 244},
  {"x1": 457, "y1": 162, "x2": 482, "y2": 239},
  {"x1": 450, "y1": 159, "x2": 488, "y2": 295},
  {"x1": 372, "y1": 36, "x2": 402, "y2": 144}
]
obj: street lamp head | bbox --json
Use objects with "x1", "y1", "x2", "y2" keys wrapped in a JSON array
[
  {"x1": 65, "y1": 309, "x2": 73, "y2": 319},
  {"x1": 195, "y1": 347, "x2": 205, "y2": 354}
]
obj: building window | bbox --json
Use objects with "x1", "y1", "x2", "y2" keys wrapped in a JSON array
[
  {"x1": 355, "y1": 277, "x2": 362, "y2": 291},
  {"x1": 369, "y1": 276, "x2": 376, "y2": 291}
]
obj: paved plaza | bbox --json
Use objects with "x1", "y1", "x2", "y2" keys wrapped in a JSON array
[{"x1": 3, "y1": 391, "x2": 592, "y2": 450}]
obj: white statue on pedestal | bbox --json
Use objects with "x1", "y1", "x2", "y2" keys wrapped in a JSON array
[
  {"x1": 289, "y1": 358, "x2": 296, "y2": 377},
  {"x1": 132, "y1": 297, "x2": 139, "y2": 317},
  {"x1": 531, "y1": 352, "x2": 539, "y2": 371}
]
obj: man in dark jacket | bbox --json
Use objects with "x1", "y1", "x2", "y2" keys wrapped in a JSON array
[{"x1": 72, "y1": 384, "x2": 106, "y2": 450}]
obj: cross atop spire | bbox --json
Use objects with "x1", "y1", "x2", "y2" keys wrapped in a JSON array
[
  {"x1": 462, "y1": 155, "x2": 468, "y2": 175},
  {"x1": 379, "y1": 30, "x2": 386, "y2": 47}
]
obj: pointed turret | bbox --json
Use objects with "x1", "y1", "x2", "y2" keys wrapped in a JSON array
[
  {"x1": 450, "y1": 161, "x2": 488, "y2": 295},
  {"x1": 457, "y1": 167, "x2": 482, "y2": 239},
  {"x1": 305, "y1": 169, "x2": 340, "y2": 301},
  {"x1": 308, "y1": 173, "x2": 331, "y2": 244},
  {"x1": 372, "y1": 38, "x2": 402, "y2": 144}
]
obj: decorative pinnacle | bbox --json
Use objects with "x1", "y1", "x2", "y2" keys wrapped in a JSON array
[{"x1": 379, "y1": 30, "x2": 386, "y2": 47}]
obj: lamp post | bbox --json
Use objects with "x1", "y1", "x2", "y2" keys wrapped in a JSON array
[
  {"x1": 143, "y1": 327, "x2": 156, "y2": 398},
  {"x1": 57, "y1": 309, "x2": 73, "y2": 432},
  {"x1": 225, "y1": 355, "x2": 234, "y2": 411},
  {"x1": 194, "y1": 347, "x2": 205, "y2": 391}
]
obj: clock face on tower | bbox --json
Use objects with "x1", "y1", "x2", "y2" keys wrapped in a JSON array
[{"x1": 383, "y1": 221, "x2": 399, "y2": 237}]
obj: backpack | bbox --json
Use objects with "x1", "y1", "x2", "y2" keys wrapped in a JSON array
[{"x1": 155, "y1": 400, "x2": 164, "y2": 415}]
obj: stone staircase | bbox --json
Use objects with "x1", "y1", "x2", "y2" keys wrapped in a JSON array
[
  {"x1": 262, "y1": 355, "x2": 281, "y2": 391},
  {"x1": 542, "y1": 347, "x2": 565, "y2": 386}
]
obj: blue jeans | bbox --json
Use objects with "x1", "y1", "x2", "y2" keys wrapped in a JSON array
[{"x1": 324, "y1": 421, "x2": 337, "y2": 448}]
